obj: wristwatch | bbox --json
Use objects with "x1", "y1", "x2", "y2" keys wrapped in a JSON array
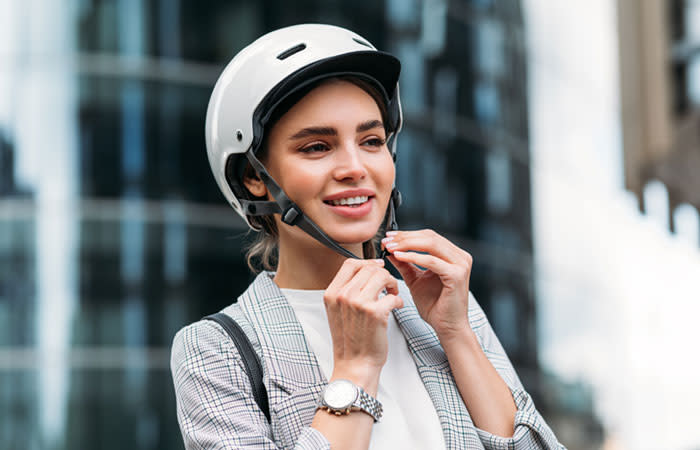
[{"x1": 317, "y1": 379, "x2": 383, "y2": 422}]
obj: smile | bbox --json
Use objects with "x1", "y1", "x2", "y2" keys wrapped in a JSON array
[{"x1": 324, "y1": 196, "x2": 370, "y2": 207}]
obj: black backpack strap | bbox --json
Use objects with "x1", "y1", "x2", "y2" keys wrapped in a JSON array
[{"x1": 203, "y1": 312, "x2": 271, "y2": 423}]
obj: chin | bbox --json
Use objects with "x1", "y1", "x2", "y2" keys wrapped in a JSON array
[{"x1": 330, "y1": 227, "x2": 381, "y2": 247}]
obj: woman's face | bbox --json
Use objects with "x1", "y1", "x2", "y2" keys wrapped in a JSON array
[{"x1": 257, "y1": 80, "x2": 395, "y2": 248}]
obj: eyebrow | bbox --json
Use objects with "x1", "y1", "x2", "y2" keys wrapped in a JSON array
[
  {"x1": 356, "y1": 119, "x2": 384, "y2": 133},
  {"x1": 289, "y1": 120, "x2": 385, "y2": 140}
]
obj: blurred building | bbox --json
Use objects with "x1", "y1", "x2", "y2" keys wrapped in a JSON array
[
  {"x1": 618, "y1": 0, "x2": 700, "y2": 235},
  {"x1": 0, "y1": 0, "x2": 602, "y2": 448},
  {"x1": 0, "y1": 132, "x2": 15, "y2": 195},
  {"x1": 386, "y1": 0, "x2": 540, "y2": 384}
]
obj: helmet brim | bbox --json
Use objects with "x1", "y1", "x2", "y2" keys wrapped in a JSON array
[{"x1": 251, "y1": 50, "x2": 401, "y2": 154}]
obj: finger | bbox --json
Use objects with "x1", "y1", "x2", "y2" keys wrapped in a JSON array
[
  {"x1": 391, "y1": 250, "x2": 456, "y2": 278},
  {"x1": 359, "y1": 268, "x2": 399, "y2": 300},
  {"x1": 327, "y1": 258, "x2": 383, "y2": 300},
  {"x1": 338, "y1": 264, "x2": 386, "y2": 302},
  {"x1": 382, "y1": 230, "x2": 464, "y2": 263},
  {"x1": 382, "y1": 230, "x2": 468, "y2": 265},
  {"x1": 386, "y1": 254, "x2": 420, "y2": 285}
]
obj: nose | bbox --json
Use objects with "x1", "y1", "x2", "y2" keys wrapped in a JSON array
[{"x1": 332, "y1": 141, "x2": 368, "y2": 182}]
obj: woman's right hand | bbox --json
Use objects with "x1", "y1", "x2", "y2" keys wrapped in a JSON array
[{"x1": 323, "y1": 258, "x2": 404, "y2": 386}]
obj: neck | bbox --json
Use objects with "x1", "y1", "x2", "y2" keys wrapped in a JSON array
[{"x1": 273, "y1": 233, "x2": 365, "y2": 290}]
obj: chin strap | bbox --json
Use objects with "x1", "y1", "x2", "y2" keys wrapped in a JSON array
[{"x1": 240, "y1": 150, "x2": 359, "y2": 259}]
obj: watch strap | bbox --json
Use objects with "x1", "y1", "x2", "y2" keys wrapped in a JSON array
[{"x1": 354, "y1": 386, "x2": 383, "y2": 422}]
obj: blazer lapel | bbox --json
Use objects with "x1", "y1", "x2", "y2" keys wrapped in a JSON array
[
  {"x1": 393, "y1": 282, "x2": 484, "y2": 449},
  {"x1": 237, "y1": 272, "x2": 327, "y2": 448}
]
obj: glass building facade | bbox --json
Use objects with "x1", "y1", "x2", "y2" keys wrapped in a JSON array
[{"x1": 0, "y1": 0, "x2": 584, "y2": 448}]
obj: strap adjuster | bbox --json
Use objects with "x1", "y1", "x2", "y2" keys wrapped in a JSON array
[
  {"x1": 282, "y1": 204, "x2": 302, "y2": 225},
  {"x1": 392, "y1": 188, "x2": 402, "y2": 208}
]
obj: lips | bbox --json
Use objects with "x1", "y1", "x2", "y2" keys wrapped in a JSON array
[
  {"x1": 322, "y1": 189, "x2": 376, "y2": 218},
  {"x1": 322, "y1": 188, "x2": 375, "y2": 204},
  {"x1": 326, "y1": 195, "x2": 369, "y2": 206}
]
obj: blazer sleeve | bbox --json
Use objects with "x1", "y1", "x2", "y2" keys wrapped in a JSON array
[
  {"x1": 467, "y1": 294, "x2": 566, "y2": 450},
  {"x1": 171, "y1": 320, "x2": 330, "y2": 450}
]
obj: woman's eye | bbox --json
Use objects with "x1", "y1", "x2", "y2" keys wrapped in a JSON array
[
  {"x1": 300, "y1": 142, "x2": 330, "y2": 153},
  {"x1": 362, "y1": 137, "x2": 386, "y2": 147}
]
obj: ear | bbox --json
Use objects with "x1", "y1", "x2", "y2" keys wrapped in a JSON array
[{"x1": 242, "y1": 165, "x2": 268, "y2": 198}]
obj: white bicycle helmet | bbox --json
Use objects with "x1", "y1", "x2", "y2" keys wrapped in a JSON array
[{"x1": 205, "y1": 23, "x2": 403, "y2": 258}]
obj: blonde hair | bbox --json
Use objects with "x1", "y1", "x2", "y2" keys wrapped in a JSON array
[{"x1": 242, "y1": 76, "x2": 391, "y2": 273}]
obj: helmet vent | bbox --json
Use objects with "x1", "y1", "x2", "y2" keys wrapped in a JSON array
[
  {"x1": 352, "y1": 37, "x2": 371, "y2": 48},
  {"x1": 277, "y1": 43, "x2": 306, "y2": 60}
]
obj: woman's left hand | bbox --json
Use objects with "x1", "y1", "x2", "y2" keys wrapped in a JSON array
[{"x1": 381, "y1": 229, "x2": 473, "y2": 340}]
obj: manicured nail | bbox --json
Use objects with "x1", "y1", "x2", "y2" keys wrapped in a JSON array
[
  {"x1": 385, "y1": 231, "x2": 398, "y2": 236},
  {"x1": 381, "y1": 236, "x2": 394, "y2": 244},
  {"x1": 393, "y1": 250, "x2": 405, "y2": 256},
  {"x1": 385, "y1": 242, "x2": 398, "y2": 249}
]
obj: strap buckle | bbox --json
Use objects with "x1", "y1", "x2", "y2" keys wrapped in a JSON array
[{"x1": 282, "y1": 204, "x2": 302, "y2": 225}]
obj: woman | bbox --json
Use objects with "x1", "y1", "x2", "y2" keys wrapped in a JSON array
[{"x1": 171, "y1": 24, "x2": 563, "y2": 449}]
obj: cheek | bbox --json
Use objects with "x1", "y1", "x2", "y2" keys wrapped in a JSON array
[
  {"x1": 276, "y1": 160, "x2": 322, "y2": 200},
  {"x1": 376, "y1": 153, "x2": 396, "y2": 189},
  {"x1": 387, "y1": 159, "x2": 396, "y2": 184}
]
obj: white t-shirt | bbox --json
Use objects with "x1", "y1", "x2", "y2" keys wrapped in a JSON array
[{"x1": 280, "y1": 287, "x2": 446, "y2": 450}]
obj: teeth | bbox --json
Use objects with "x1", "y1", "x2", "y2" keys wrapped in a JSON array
[{"x1": 329, "y1": 195, "x2": 369, "y2": 206}]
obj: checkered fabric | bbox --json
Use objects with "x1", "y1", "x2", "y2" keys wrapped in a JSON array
[{"x1": 171, "y1": 271, "x2": 565, "y2": 449}]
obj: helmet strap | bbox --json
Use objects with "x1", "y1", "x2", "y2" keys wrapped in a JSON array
[{"x1": 241, "y1": 150, "x2": 360, "y2": 259}]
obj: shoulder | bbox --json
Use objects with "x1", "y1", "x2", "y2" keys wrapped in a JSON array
[
  {"x1": 170, "y1": 275, "x2": 262, "y2": 377},
  {"x1": 172, "y1": 317, "x2": 228, "y2": 349},
  {"x1": 171, "y1": 318, "x2": 231, "y2": 371},
  {"x1": 170, "y1": 304, "x2": 256, "y2": 382},
  {"x1": 171, "y1": 273, "x2": 264, "y2": 353}
]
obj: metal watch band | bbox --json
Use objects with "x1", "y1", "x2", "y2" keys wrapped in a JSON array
[{"x1": 355, "y1": 386, "x2": 383, "y2": 422}]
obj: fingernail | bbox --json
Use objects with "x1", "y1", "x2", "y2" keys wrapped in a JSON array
[
  {"x1": 386, "y1": 231, "x2": 398, "y2": 237},
  {"x1": 381, "y1": 236, "x2": 394, "y2": 244},
  {"x1": 393, "y1": 250, "x2": 405, "y2": 256},
  {"x1": 385, "y1": 242, "x2": 398, "y2": 249},
  {"x1": 372, "y1": 258, "x2": 385, "y2": 263}
]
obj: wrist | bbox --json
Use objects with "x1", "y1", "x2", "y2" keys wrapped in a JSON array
[
  {"x1": 318, "y1": 378, "x2": 384, "y2": 423},
  {"x1": 331, "y1": 362, "x2": 381, "y2": 396},
  {"x1": 437, "y1": 325, "x2": 479, "y2": 353}
]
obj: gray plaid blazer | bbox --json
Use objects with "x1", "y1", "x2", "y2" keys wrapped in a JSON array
[{"x1": 171, "y1": 271, "x2": 564, "y2": 449}]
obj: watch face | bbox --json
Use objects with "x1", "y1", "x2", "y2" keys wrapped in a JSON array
[{"x1": 324, "y1": 380, "x2": 359, "y2": 409}]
